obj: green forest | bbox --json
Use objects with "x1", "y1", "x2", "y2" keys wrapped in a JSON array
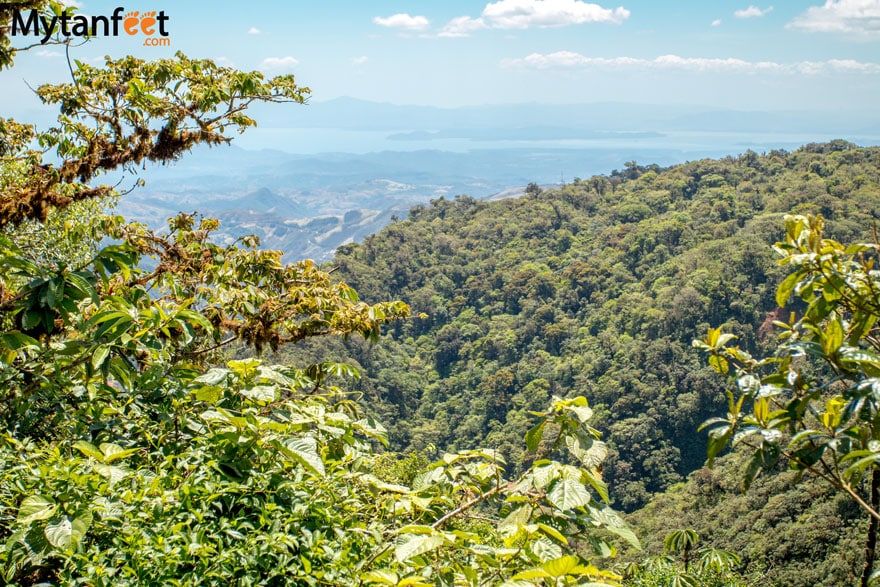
[
  {"x1": 4, "y1": 2, "x2": 880, "y2": 585},
  {"x1": 279, "y1": 142, "x2": 880, "y2": 585}
]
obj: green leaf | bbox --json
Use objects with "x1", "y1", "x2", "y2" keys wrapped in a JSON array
[
  {"x1": 18, "y1": 495, "x2": 57, "y2": 525},
  {"x1": 536, "y1": 522, "x2": 568, "y2": 545},
  {"x1": 21, "y1": 309, "x2": 43, "y2": 331},
  {"x1": 511, "y1": 568, "x2": 551, "y2": 580},
  {"x1": 593, "y1": 505, "x2": 640, "y2": 548},
  {"x1": 823, "y1": 319, "x2": 844, "y2": 355},
  {"x1": 567, "y1": 403, "x2": 593, "y2": 423},
  {"x1": 529, "y1": 537, "x2": 563, "y2": 563},
  {"x1": 499, "y1": 505, "x2": 531, "y2": 536},
  {"x1": 566, "y1": 435, "x2": 607, "y2": 469},
  {"x1": 92, "y1": 345, "x2": 110, "y2": 370},
  {"x1": 94, "y1": 464, "x2": 130, "y2": 485},
  {"x1": 278, "y1": 437, "x2": 325, "y2": 476},
  {"x1": 360, "y1": 570, "x2": 398, "y2": 585},
  {"x1": 241, "y1": 385, "x2": 276, "y2": 403},
  {"x1": 194, "y1": 368, "x2": 228, "y2": 385},
  {"x1": 708, "y1": 354, "x2": 729, "y2": 375},
  {"x1": 394, "y1": 534, "x2": 447, "y2": 563},
  {"x1": 194, "y1": 386, "x2": 222, "y2": 403},
  {"x1": 0, "y1": 331, "x2": 40, "y2": 351},
  {"x1": 541, "y1": 555, "x2": 584, "y2": 578},
  {"x1": 397, "y1": 525, "x2": 437, "y2": 535},
  {"x1": 547, "y1": 478, "x2": 591, "y2": 511},
  {"x1": 525, "y1": 421, "x2": 545, "y2": 452},
  {"x1": 99, "y1": 443, "x2": 137, "y2": 463},
  {"x1": 776, "y1": 271, "x2": 801, "y2": 307},
  {"x1": 65, "y1": 271, "x2": 99, "y2": 305},
  {"x1": 72, "y1": 440, "x2": 105, "y2": 461},
  {"x1": 45, "y1": 510, "x2": 91, "y2": 551}
]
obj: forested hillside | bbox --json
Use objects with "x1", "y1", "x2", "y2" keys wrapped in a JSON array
[
  {"x1": 7, "y1": 1, "x2": 880, "y2": 584},
  {"x1": 283, "y1": 141, "x2": 880, "y2": 512}
]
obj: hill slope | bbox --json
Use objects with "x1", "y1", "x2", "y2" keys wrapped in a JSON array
[{"x1": 281, "y1": 141, "x2": 880, "y2": 514}]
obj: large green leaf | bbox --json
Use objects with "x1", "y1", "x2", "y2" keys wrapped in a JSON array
[
  {"x1": 279, "y1": 437, "x2": 325, "y2": 476},
  {"x1": 194, "y1": 368, "x2": 228, "y2": 385},
  {"x1": 72, "y1": 441, "x2": 105, "y2": 461},
  {"x1": 394, "y1": 534, "x2": 448, "y2": 563},
  {"x1": 100, "y1": 443, "x2": 138, "y2": 463},
  {"x1": 547, "y1": 478, "x2": 590, "y2": 511},
  {"x1": 241, "y1": 385, "x2": 276, "y2": 403},
  {"x1": 0, "y1": 331, "x2": 40, "y2": 351},
  {"x1": 525, "y1": 421, "x2": 545, "y2": 452},
  {"x1": 44, "y1": 510, "x2": 91, "y2": 551},
  {"x1": 17, "y1": 495, "x2": 57, "y2": 525}
]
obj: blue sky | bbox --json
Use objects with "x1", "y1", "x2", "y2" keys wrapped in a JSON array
[{"x1": 3, "y1": 0, "x2": 880, "y2": 114}]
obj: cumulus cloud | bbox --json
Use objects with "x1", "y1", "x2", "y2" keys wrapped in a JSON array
[
  {"x1": 373, "y1": 13, "x2": 430, "y2": 31},
  {"x1": 259, "y1": 56, "x2": 300, "y2": 72},
  {"x1": 483, "y1": 0, "x2": 629, "y2": 28},
  {"x1": 789, "y1": 0, "x2": 880, "y2": 33},
  {"x1": 734, "y1": 5, "x2": 773, "y2": 18},
  {"x1": 712, "y1": 18, "x2": 722, "y2": 26},
  {"x1": 352, "y1": 56, "x2": 369, "y2": 65},
  {"x1": 36, "y1": 49, "x2": 63, "y2": 58},
  {"x1": 501, "y1": 51, "x2": 880, "y2": 74},
  {"x1": 439, "y1": 16, "x2": 489, "y2": 37},
  {"x1": 439, "y1": 0, "x2": 629, "y2": 37},
  {"x1": 247, "y1": 27, "x2": 262, "y2": 35}
]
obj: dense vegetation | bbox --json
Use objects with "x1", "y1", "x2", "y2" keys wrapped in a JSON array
[
  {"x1": 273, "y1": 143, "x2": 880, "y2": 584},
  {"x1": 5, "y1": 4, "x2": 880, "y2": 585},
  {"x1": 0, "y1": 3, "x2": 637, "y2": 585},
  {"x1": 283, "y1": 141, "x2": 880, "y2": 513}
]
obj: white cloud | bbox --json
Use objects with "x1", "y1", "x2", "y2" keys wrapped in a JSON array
[
  {"x1": 789, "y1": 0, "x2": 880, "y2": 33},
  {"x1": 259, "y1": 56, "x2": 300, "y2": 72},
  {"x1": 352, "y1": 56, "x2": 369, "y2": 65},
  {"x1": 734, "y1": 5, "x2": 773, "y2": 18},
  {"x1": 483, "y1": 0, "x2": 629, "y2": 27},
  {"x1": 711, "y1": 18, "x2": 722, "y2": 26},
  {"x1": 439, "y1": 16, "x2": 488, "y2": 37},
  {"x1": 501, "y1": 51, "x2": 880, "y2": 74},
  {"x1": 59, "y1": 0, "x2": 82, "y2": 7},
  {"x1": 215, "y1": 57, "x2": 235, "y2": 67},
  {"x1": 439, "y1": 0, "x2": 629, "y2": 37},
  {"x1": 36, "y1": 49, "x2": 63, "y2": 58},
  {"x1": 373, "y1": 13, "x2": 430, "y2": 31},
  {"x1": 247, "y1": 27, "x2": 262, "y2": 35}
]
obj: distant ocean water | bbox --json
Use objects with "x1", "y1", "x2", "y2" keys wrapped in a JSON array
[{"x1": 233, "y1": 127, "x2": 880, "y2": 157}]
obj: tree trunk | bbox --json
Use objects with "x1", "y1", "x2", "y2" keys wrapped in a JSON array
[{"x1": 862, "y1": 468, "x2": 880, "y2": 587}]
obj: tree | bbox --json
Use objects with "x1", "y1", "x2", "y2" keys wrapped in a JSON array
[
  {"x1": 0, "y1": 3, "x2": 634, "y2": 584},
  {"x1": 621, "y1": 529, "x2": 743, "y2": 587},
  {"x1": 697, "y1": 214, "x2": 880, "y2": 587}
]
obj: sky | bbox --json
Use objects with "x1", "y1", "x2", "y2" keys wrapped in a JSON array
[{"x1": 2, "y1": 0, "x2": 880, "y2": 116}]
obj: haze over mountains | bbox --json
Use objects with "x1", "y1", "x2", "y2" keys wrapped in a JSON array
[{"x1": 119, "y1": 98, "x2": 880, "y2": 260}]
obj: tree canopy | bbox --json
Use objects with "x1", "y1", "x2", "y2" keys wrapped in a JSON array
[{"x1": 0, "y1": 3, "x2": 634, "y2": 585}]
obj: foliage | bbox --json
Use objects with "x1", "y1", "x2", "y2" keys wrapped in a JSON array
[
  {"x1": 627, "y1": 450, "x2": 866, "y2": 586},
  {"x1": 0, "y1": 351, "x2": 632, "y2": 584},
  {"x1": 697, "y1": 214, "x2": 880, "y2": 498},
  {"x1": 622, "y1": 530, "x2": 744, "y2": 587},
  {"x1": 282, "y1": 144, "x2": 880, "y2": 511},
  {"x1": 1, "y1": 1, "x2": 309, "y2": 226},
  {"x1": 0, "y1": 11, "x2": 634, "y2": 584},
  {"x1": 696, "y1": 213, "x2": 880, "y2": 585}
]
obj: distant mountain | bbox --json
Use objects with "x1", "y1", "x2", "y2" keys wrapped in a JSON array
[
  {"x1": 248, "y1": 97, "x2": 878, "y2": 135},
  {"x1": 120, "y1": 145, "x2": 728, "y2": 261},
  {"x1": 115, "y1": 98, "x2": 880, "y2": 263}
]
